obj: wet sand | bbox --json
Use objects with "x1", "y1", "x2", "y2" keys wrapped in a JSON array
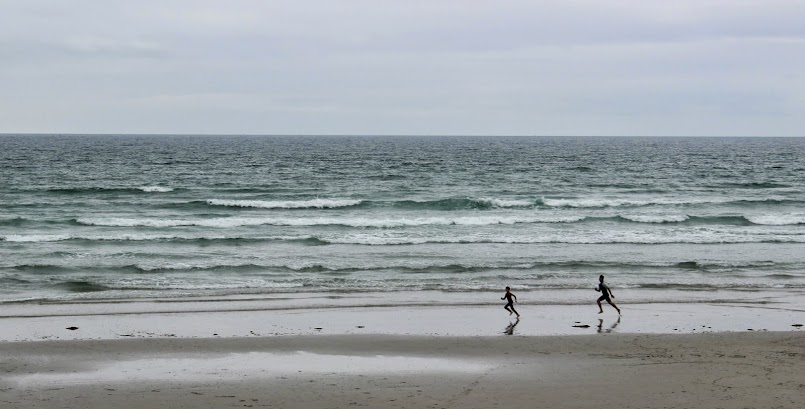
[
  {"x1": 2, "y1": 332, "x2": 804, "y2": 409},
  {"x1": 1, "y1": 289, "x2": 804, "y2": 341},
  {"x1": 1, "y1": 294, "x2": 804, "y2": 408}
]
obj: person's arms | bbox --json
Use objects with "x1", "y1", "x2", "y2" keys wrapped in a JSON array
[
  {"x1": 513, "y1": 294, "x2": 517, "y2": 302},
  {"x1": 608, "y1": 288, "x2": 615, "y2": 298}
]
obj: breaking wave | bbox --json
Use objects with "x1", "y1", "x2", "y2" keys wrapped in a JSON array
[
  {"x1": 139, "y1": 186, "x2": 174, "y2": 193},
  {"x1": 539, "y1": 196, "x2": 798, "y2": 208},
  {"x1": 71, "y1": 213, "x2": 805, "y2": 228},
  {"x1": 745, "y1": 214, "x2": 805, "y2": 226},
  {"x1": 74, "y1": 215, "x2": 584, "y2": 228},
  {"x1": 207, "y1": 198, "x2": 363, "y2": 209}
]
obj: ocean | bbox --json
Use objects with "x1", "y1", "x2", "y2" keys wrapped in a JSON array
[{"x1": 1, "y1": 135, "x2": 804, "y2": 304}]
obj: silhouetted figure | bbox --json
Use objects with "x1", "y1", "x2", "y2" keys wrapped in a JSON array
[
  {"x1": 501, "y1": 286, "x2": 519, "y2": 317},
  {"x1": 595, "y1": 275, "x2": 621, "y2": 314}
]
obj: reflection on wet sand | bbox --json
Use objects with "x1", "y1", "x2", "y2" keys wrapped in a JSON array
[
  {"x1": 504, "y1": 318, "x2": 520, "y2": 335},
  {"x1": 597, "y1": 316, "x2": 621, "y2": 334}
]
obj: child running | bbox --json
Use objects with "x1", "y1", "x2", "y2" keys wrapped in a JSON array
[
  {"x1": 501, "y1": 286, "x2": 520, "y2": 317},
  {"x1": 595, "y1": 275, "x2": 621, "y2": 314}
]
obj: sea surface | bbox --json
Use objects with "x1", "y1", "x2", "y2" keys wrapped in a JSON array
[{"x1": 1, "y1": 135, "x2": 804, "y2": 304}]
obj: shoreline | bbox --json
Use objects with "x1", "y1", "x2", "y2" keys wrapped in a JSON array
[
  {"x1": 1, "y1": 289, "x2": 803, "y2": 342},
  {"x1": 2, "y1": 291, "x2": 804, "y2": 408}
]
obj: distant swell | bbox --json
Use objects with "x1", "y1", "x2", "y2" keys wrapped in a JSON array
[
  {"x1": 0, "y1": 217, "x2": 30, "y2": 227},
  {"x1": 718, "y1": 182, "x2": 792, "y2": 189},
  {"x1": 29, "y1": 186, "x2": 178, "y2": 194}
]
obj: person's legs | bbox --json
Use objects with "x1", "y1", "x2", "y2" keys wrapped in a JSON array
[
  {"x1": 607, "y1": 299, "x2": 621, "y2": 314},
  {"x1": 597, "y1": 295, "x2": 606, "y2": 313},
  {"x1": 510, "y1": 304, "x2": 519, "y2": 317},
  {"x1": 504, "y1": 302, "x2": 513, "y2": 315}
]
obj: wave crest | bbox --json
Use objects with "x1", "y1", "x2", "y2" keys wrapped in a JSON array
[
  {"x1": 75, "y1": 215, "x2": 584, "y2": 228},
  {"x1": 745, "y1": 214, "x2": 805, "y2": 226},
  {"x1": 476, "y1": 197, "x2": 534, "y2": 208},
  {"x1": 139, "y1": 186, "x2": 174, "y2": 193},
  {"x1": 540, "y1": 196, "x2": 796, "y2": 208},
  {"x1": 619, "y1": 214, "x2": 690, "y2": 223},
  {"x1": 207, "y1": 198, "x2": 363, "y2": 209}
]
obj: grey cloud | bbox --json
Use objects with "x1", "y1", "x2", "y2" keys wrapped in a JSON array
[{"x1": 1, "y1": 0, "x2": 804, "y2": 135}]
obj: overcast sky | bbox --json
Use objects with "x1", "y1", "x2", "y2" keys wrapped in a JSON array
[{"x1": 1, "y1": 0, "x2": 804, "y2": 136}]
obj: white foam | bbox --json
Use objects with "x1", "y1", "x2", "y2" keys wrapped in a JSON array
[
  {"x1": 133, "y1": 261, "x2": 264, "y2": 271},
  {"x1": 77, "y1": 217, "x2": 196, "y2": 227},
  {"x1": 207, "y1": 198, "x2": 362, "y2": 209},
  {"x1": 620, "y1": 214, "x2": 690, "y2": 223},
  {"x1": 476, "y1": 197, "x2": 534, "y2": 208},
  {"x1": 0, "y1": 233, "x2": 229, "y2": 242},
  {"x1": 540, "y1": 196, "x2": 775, "y2": 208},
  {"x1": 139, "y1": 186, "x2": 174, "y2": 193},
  {"x1": 746, "y1": 214, "x2": 805, "y2": 226},
  {"x1": 542, "y1": 196, "x2": 786, "y2": 208},
  {"x1": 5, "y1": 227, "x2": 805, "y2": 245},
  {"x1": 324, "y1": 231, "x2": 805, "y2": 245},
  {"x1": 76, "y1": 215, "x2": 585, "y2": 228},
  {"x1": 1, "y1": 234, "x2": 73, "y2": 242}
]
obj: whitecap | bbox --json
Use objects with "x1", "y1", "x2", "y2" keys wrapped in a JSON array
[
  {"x1": 746, "y1": 214, "x2": 805, "y2": 226},
  {"x1": 475, "y1": 197, "x2": 534, "y2": 208},
  {"x1": 207, "y1": 198, "x2": 362, "y2": 209},
  {"x1": 75, "y1": 215, "x2": 585, "y2": 228},
  {"x1": 620, "y1": 214, "x2": 690, "y2": 223},
  {"x1": 139, "y1": 186, "x2": 174, "y2": 193},
  {"x1": 1, "y1": 234, "x2": 72, "y2": 242}
]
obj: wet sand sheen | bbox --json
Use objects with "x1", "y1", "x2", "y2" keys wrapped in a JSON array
[
  {"x1": 1, "y1": 295, "x2": 803, "y2": 342},
  {"x1": 2, "y1": 332, "x2": 804, "y2": 409},
  {"x1": 2, "y1": 294, "x2": 804, "y2": 408}
]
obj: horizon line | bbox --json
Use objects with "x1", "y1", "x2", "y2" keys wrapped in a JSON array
[{"x1": 1, "y1": 133, "x2": 804, "y2": 138}]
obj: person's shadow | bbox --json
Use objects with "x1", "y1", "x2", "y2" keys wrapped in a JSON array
[
  {"x1": 597, "y1": 316, "x2": 621, "y2": 334},
  {"x1": 504, "y1": 318, "x2": 520, "y2": 335}
]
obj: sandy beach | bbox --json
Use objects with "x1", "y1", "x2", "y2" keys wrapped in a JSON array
[
  {"x1": 2, "y1": 294, "x2": 804, "y2": 409},
  {"x1": 2, "y1": 331, "x2": 804, "y2": 409}
]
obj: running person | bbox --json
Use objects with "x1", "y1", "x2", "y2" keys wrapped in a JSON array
[
  {"x1": 595, "y1": 275, "x2": 621, "y2": 314},
  {"x1": 501, "y1": 286, "x2": 520, "y2": 317}
]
